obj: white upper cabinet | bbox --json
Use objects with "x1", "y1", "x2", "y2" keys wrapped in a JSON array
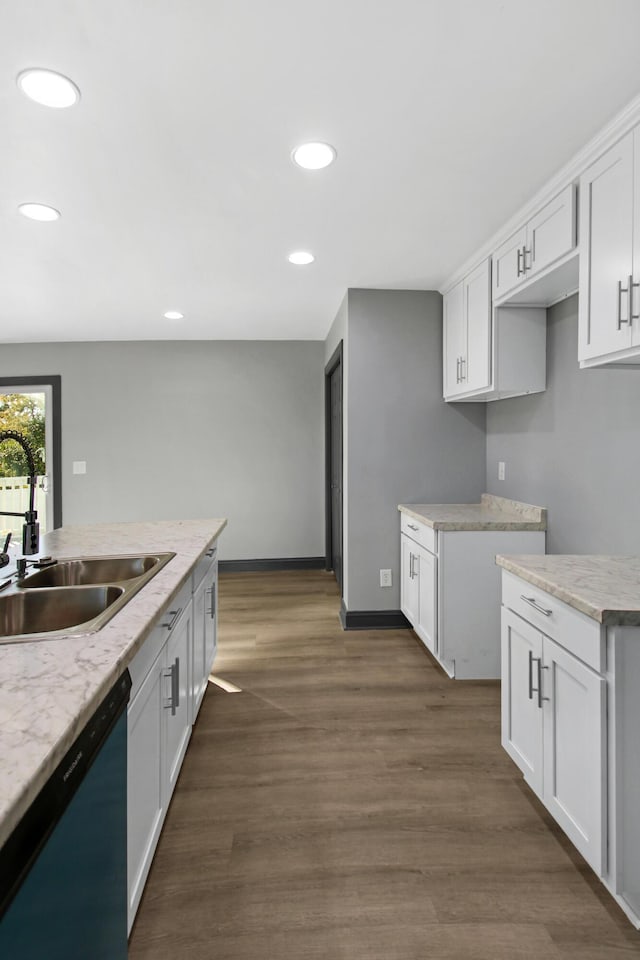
[
  {"x1": 578, "y1": 130, "x2": 640, "y2": 366},
  {"x1": 464, "y1": 258, "x2": 492, "y2": 393},
  {"x1": 492, "y1": 185, "x2": 577, "y2": 302},
  {"x1": 443, "y1": 259, "x2": 491, "y2": 399},
  {"x1": 493, "y1": 227, "x2": 528, "y2": 300},
  {"x1": 443, "y1": 257, "x2": 546, "y2": 403},
  {"x1": 443, "y1": 280, "x2": 466, "y2": 398}
]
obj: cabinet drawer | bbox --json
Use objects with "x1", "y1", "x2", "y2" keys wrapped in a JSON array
[
  {"x1": 400, "y1": 513, "x2": 437, "y2": 554},
  {"x1": 129, "y1": 578, "x2": 192, "y2": 699},
  {"x1": 502, "y1": 571, "x2": 604, "y2": 672},
  {"x1": 192, "y1": 541, "x2": 218, "y2": 590}
]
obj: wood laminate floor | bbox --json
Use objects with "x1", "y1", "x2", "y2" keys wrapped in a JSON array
[{"x1": 129, "y1": 570, "x2": 640, "y2": 959}]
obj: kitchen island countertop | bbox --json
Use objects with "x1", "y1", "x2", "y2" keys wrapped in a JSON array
[{"x1": 0, "y1": 518, "x2": 226, "y2": 848}]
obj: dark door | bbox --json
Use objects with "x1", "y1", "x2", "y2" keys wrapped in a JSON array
[{"x1": 325, "y1": 344, "x2": 343, "y2": 591}]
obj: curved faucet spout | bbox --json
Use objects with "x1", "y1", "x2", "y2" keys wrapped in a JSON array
[{"x1": 0, "y1": 430, "x2": 40, "y2": 556}]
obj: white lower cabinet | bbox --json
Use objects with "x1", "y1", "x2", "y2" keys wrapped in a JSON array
[
  {"x1": 127, "y1": 539, "x2": 219, "y2": 933},
  {"x1": 501, "y1": 605, "x2": 606, "y2": 874},
  {"x1": 191, "y1": 547, "x2": 218, "y2": 720},
  {"x1": 400, "y1": 511, "x2": 545, "y2": 679},
  {"x1": 127, "y1": 649, "x2": 164, "y2": 928},
  {"x1": 163, "y1": 603, "x2": 193, "y2": 799}
]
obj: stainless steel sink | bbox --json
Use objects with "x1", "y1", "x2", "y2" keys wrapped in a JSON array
[
  {"x1": 0, "y1": 586, "x2": 125, "y2": 642},
  {"x1": 18, "y1": 555, "x2": 164, "y2": 589},
  {"x1": 0, "y1": 551, "x2": 175, "y2": 644}
]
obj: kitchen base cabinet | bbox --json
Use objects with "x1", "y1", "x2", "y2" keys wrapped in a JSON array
[
  {"x1": 163, "y1": 602, "x2": 193, "y2": 800},
  {"x1": 501, "y1": 605, "x2": 606, "y2": 873},
  {"x1": 127, "y1": 650, "x2": 164, "y2": 928},
  {"x1": 500, "y1": 570, "x2": 640, "y2": 927},
  {"x1": 191, "y1": 545, "x2": 218, "y2": 722},
  {"x1": 126, "y1": 538, "x2": 219, "y2": 934},
  {"x1": 401, "y1": 511, "x2": 545, "y2": 679}
]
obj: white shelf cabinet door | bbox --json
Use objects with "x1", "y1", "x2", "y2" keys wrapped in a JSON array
[
  {"x1": 162, "y1": 603, "x2": 193, "y2": 805},
  {"x1": 527, "y1": 183, "x2": 576, "y2": 277},
  {"x1": 416, "y1": 544, "x2": 437, "y2": 656},
  {"x1": 191, "y1": 574, "x2": 208, "y2": 722},
  {"x1": 443, "y1": 281, "x2": 466, "y2": 399},
  {"x1": 542, "y1": 635, "x2": 607, "y2": 876},
  {"x1": 579, "y1": 131, "x2": 634, "y2": 362},
  {"x1": 501, "y1": 608, "x2": 543, "y2": 796},
  {"x1": 463, "y1": 258, "x2": 491, "y2": 393},
  {"x1": 127, "y1": 650, "x2": 165, "y2": 932},
  {"x1": 400, "y1": 534, "x2": 419, "y2": 627},
  {"x1": 492, "y1": 226, "x2": 527, "y2": 300}
]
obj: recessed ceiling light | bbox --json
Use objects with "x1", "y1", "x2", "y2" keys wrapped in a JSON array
[
  {"x1": 18, "y1": 203, "x2": 60, "y2": 222},
  {"x1": 17, "y1": 68, "x2": 80, "y2": 108},
  {"x1": 288, "y1": 251, "x2": 315, "y2": 265},
  {"x1": 292, "y1": 142, "x2": 336, "y2": 170},
  {"x1": 163, "y1": 310, "x2": 184, "y2": 320}
]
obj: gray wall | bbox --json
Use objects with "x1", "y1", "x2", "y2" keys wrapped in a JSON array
[
  {"x1": 346, "y1": 289, "x2": 486, "y2": 611},
  {"x1": 0, "y1": 341, "x2": 325, "y2": 561},
  {"x1": 486, "y1": 294, "x2": 640, "y2": 553}
]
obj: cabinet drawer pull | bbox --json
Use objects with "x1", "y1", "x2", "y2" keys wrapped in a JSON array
[
  {"x1": 456, "y1": 357, "x2": 460, "y2": 383},
  {"x1": 407, "y1": 524, "x2": 419, "y2": 532},
  {"x1": 516, "y1": 247, "x2": 523, "y2": 277},
  {"x1": 409, "y1": 553, "x2": 414, "y2": 579},
  {"x1": 205, "y1": 547, "x2": 216, "y2": 558},
  {"x1": 520, "y1": 595, "x2": 552, "y2": 617},
  {"x1": 161, "y1": 608, "x2": 182, "y2": 631},
  {"x1": 523, "y1": 246, "x2": 531, "y2": 272},
  {"x1": 460, "y1": 357, "x2": 466, "y2": 382}
]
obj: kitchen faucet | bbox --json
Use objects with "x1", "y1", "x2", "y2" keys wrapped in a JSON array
[{"x1": 0, "y1": 430, "x2": 40, "y2": 559}]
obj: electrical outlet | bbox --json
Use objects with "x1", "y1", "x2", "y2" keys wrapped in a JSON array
[
  {"x1": 72, "y1": 461, "x2": 87, "y2": 475},
  {"x1": 380, "y1": 568, "x2": 392, "y2": 587},
  {"x1": 498, "y1": 460, "x2": 506, "y2": 481}
]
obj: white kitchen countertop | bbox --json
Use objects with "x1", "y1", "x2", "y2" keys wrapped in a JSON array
[
  {"x1": 496, "y1": 554, "x2": 640, "y2": 626},
  {"x1": 0, "y1": 518, "x2": 226, "y2": 848},
  {"x1": 398, "y1": 494, "x2": 547, "y2": 531}
]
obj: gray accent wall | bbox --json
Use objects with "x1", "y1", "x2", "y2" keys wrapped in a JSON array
[
  {"x1": 0, "y1": 341, "x2": 324, "y2": 561},
  {"x1": 344, "y1": 289, "x2": 486, "y2": 612},
  {"x1": 486, "y1": 294, "x2": 640, "y2": 554}
]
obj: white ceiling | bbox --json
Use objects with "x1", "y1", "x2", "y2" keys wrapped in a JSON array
[{"x1": 3, "y1": 0, "x2": 640, "y2": 343}]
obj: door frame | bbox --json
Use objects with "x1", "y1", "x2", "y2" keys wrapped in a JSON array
[
  {"x1": 0, "y1": 375, "x2": 62, "y2": 530},
  {"x1": 324, "y1": 341, "x2": 343, "y2": 589}
]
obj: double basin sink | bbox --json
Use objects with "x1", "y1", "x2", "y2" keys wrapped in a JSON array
[{"x1": 0, "y1": 553, "x2": 175, "y2": 644}]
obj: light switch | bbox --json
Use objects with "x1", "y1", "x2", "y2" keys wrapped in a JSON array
[
  {"x1": 72, "y1": 461, "x2": 87, "y2": 475},
  {"x1": 498, "y1": 461, "x2": 506, "y2": 481}
]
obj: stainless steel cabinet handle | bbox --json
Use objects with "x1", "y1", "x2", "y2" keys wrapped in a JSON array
[
  {"x1": 520, "y1": 595, "x2": 552, "y2": 617},
  {"x1": 523, "y1": 246, "x2": 531, "y2": 272},
  {"x1": 163, "y1": 658, "x2": 179, "y2": 715},
  {"x1": 618, "y1": 278, "x2": 632, "y2": 329},
  {"x1": 161, "y1": 608, "x2": 182, "y2": 631},
  {"x1": 456, "y1": 357, "x2": 460, "y2": 383},
  {"x1": 537, "y1": 660, "x2": 549, "y2": 708},
  {"x1": 409, "y1": 553, "x2": 414, "y2": 579},
  {"x1": 516, "y1": 247, "x2": 523, "y2": 277},
  {"x1": 460, "y1": 357, "x2": 466, "y2": 382},
  {"x1": 206, "y1": 585, "x2": 216, "y2": 617},
  {"x1": 528, "y1": 650, "x2": 534, "y2": 700},
  {"x1": 205, "y1": 547, "x2": 216, "y2": 558},
  {"x1": 407, "y1": 523, "x2": 419, "y2": 532}
]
